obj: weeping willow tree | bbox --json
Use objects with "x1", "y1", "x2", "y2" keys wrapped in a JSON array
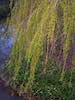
[{"x1": 7, "y1": 0, "x2": 75, "y2": 99}]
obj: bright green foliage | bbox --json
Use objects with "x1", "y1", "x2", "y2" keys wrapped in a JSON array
[{"x1": 7, "y1": 0, "x2": 75, "y2": 99}]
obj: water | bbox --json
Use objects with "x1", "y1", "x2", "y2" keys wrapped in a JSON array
[
  {"x1": 0, "y1": 36, "x2": 15, "y2": 68},
  {"x1": 0, "y1": 25, "x2": 23, "y2": 100},
  {"x1": 0, "y1": 24, "x2": 5, "y2": 33},
  {"x1": 0, "y1": 78, "x2": 22, "y2": 100},
  {"x1": 0, "y1": 24, "x2": 15, "y2": 67}
]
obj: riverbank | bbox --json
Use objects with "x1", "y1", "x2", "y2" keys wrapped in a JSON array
[{"x1": 0, "y1": 77, "x2": 23, "y2": 100}]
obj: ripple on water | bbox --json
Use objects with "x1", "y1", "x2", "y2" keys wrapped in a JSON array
[{"x1": 0, "y1": 37, "x2": 15, "y2": 68}]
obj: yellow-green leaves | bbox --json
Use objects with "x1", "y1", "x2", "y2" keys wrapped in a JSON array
[{"x1": 8, "y1": 0, "x2": 75, "y2": 91}]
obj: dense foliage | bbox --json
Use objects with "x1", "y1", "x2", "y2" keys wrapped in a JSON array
[
  {"x1": 6, "y1": 0, "x2": 75, "y2": 99},
  {"x1": 0, "y1": 0, "x2": 10, "y2": 20}
]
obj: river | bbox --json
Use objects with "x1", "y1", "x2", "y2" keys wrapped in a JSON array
[{"x1": 0, "y1": 25, "x2": 23, "y2": 100}]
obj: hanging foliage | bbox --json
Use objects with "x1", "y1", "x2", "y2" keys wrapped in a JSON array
[{"x1": 7, "y1": 0, "x2": 75, "y2": 98}]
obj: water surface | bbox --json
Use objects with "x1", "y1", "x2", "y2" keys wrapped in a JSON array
[{"x1": 0, "y1": 25, "x2": 23, "y2": 100}]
